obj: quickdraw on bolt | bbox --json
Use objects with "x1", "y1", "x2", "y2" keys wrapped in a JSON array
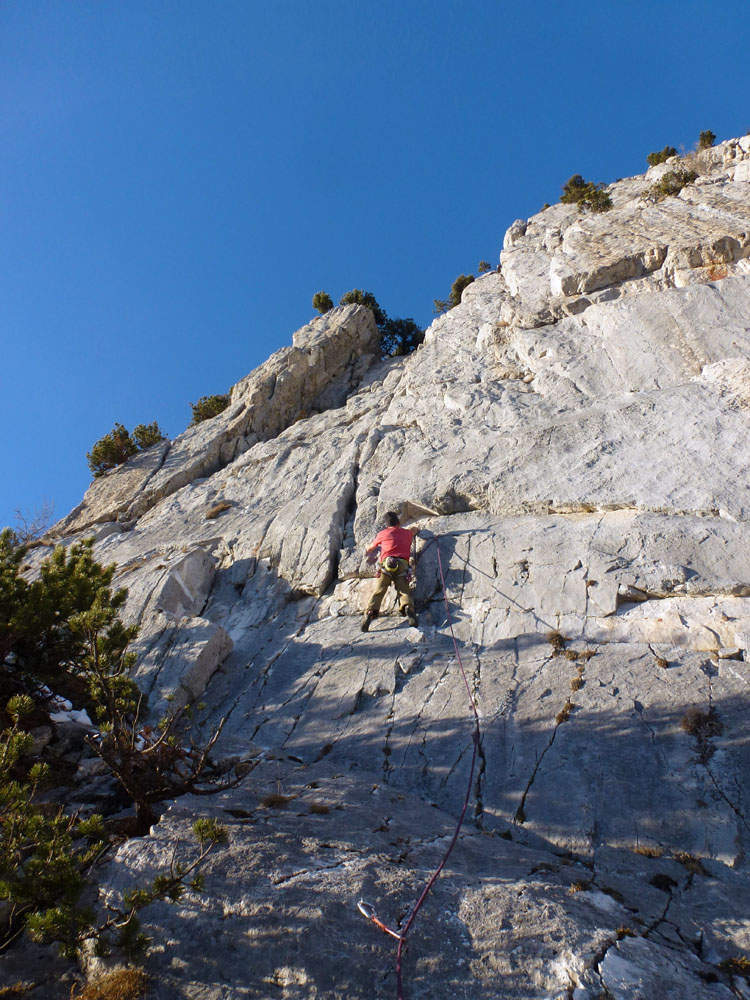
[{"x1": 357, "y1": 900, "x2": 404, "y2": 941}]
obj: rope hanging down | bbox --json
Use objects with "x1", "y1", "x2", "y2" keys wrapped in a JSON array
[{"x1": 358, "y1": 537, "x2": 482, "y2": 1000}]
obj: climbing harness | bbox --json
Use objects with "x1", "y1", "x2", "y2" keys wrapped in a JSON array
[
  {"x1": 379, "y1": 555, "x2": 409, "y2": 578},
  {"x1": 358, "y1": 538, "x2": 482, "y2": 1000}
]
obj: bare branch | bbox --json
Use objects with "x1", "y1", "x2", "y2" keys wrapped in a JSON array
[{"x1": 13, "y1": 499, "x2": 55, "y2": 544}]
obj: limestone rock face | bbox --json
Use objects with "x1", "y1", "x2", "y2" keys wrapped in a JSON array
[
  {"x1": 57, "y1": 439, "x2": 170, "y2": 536},
  {"x1": 26, "y1": 138, "x2": 750, "y2": 998},
  {"x1": 54, "y1": 303, "x2": 379, "y2": 535},
  {"x1": 496, "y1": 136, "x2": 750, "y2": 329}
]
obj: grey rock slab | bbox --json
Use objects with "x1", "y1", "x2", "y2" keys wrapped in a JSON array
[
  {"x1": 132, "y1": 616, "x2": 233, "y2": 716},
  {"x1": 341, "y1": 278, "x2": 750, "y2": 548},
  {"x1": 151, "y1": 547, "x2": 217, "y2": 619},
  {"x1": 488, "y1": 643, "x2": 749, "y2": 864},
  {"x1": 92, "y1": 759, "x2": 732, "y2": 1000},
  {"x1": 598, "y1": 934, "x2": 734, "y2": 1000}
]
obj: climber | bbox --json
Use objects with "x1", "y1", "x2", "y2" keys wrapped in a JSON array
[{"x1": 361, "y1": 511, "x2": 419, "y2": 631}]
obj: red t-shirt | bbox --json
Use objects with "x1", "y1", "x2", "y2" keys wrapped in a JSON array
[{"x1": 370, "y1": 526, "x2": 413, "y2": 561}]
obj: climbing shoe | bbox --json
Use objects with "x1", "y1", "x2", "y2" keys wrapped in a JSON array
[
  {"x1": 361, "y1": 610, "x2": 377, "y2": 632},
  {"x1": 406, "y1": 608, "x2": 417, "y2": 627}
]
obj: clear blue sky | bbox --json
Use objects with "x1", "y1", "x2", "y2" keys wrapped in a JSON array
[{"x1": 2, "y1": 0, "x2": 749, "y2": 530}]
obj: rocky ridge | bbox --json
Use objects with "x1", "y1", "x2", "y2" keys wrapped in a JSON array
[{"x1": 14, "y1": 137, "x2": 750, "y2": 998}]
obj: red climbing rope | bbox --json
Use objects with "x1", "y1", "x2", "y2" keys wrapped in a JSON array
[{"x1": 359, "y1": 537, "x2": 482, "y2": 999}]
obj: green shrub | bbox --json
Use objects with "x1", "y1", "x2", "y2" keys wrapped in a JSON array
[
  {"x1": 324, "y1": 288, "x2": 423, "y2": 357},
  {"x1": 434, "y1": 273, "x2": 475, "y2": 315},
  {"x1": 1, "y1": 536, "x2": 236, "y2": 955},
  {"x1": 312, "y1": 291, "x2": 333, "y2": 314},
  {"x1": 87, "y1": 422, "x2": 167, "y2": 478},
  {"x1": 338, "y1": 289, "x2": 387, "y2": 327},
  {"x1": 560, "y1": 174, "x2": 613, "y2": 213},
  {"x1": 1, "y1": 685, "x2": 227, "y2": 954},
  {"x1": 132, "y1": 422, "x2": 165, "y2": 450},
  {"x1": 0, "y1": 532, "x2": 128, "y2": 689},
  {"x1": 647, "y1": 146, "x2": 677, "y2": 166},
  {"x1": 477, "y1": 261, "x2": 492, "y2": 274},
  {"x1": 451, "y1": 273, "x2": 475, "y2": 304},
  {"x1": 1, "y1": 694, "x2": 107, "y2": 955},
  {"x1": 87, "y1": 424, "x2": 138, "y2": 477},
  {"x1": 645, "y1": 167, "x2": 698, "y2": 202},
  {"x1": 190, "y1": 394, "x2": 230, "y2": 425},
  {"x1": 698, "y1": 130, "x2": 716, "y2": 149},
  {"x1": 380, "y1": 317, "x2": 424, "y2": 357}
]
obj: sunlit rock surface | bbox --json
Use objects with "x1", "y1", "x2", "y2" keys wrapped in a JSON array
[{"x1": 24, "y1": 138, "x2": 750, "y2": 998}]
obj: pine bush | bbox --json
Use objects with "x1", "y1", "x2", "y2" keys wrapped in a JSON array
[
  {"x1": 1, "y1": 694, "x2": 107, "y2": 955},
  {"x1": 338, "y1": 289, "x2": 387, "y2": 328},
  {"x1": 1, "y1": 535, "x2": 234, "y2": 954},
  {"x1": 132, "y1": 422, "x2": 166, "y2": 450},
  {"x1": 312, "y1": 291, "x2": 333, "y2": 314},
  {"x1": 87, "y1": 424, "x2": 138, "y2": 477},
  {"x1": 87, "y1": 422, "x2": 167, "y2": 478},
  {"x1": 644, "y1": 167, "x2": 698, "y2": 202},
  {"x1": 434, "y1": 273, "x2": 475, "y2": 315},
  {"x1": 190, "y1": 394, "x2": 230, "y2": 425},
  {"x1": 647, "y1": 146, "x2": 677, "y2": 166},
  {"x1": 380, "y1": 317, "x2": 424, "y2": 357},
  {"x1": 560, "y1": 174, "x2": 613, "y2": 212}
]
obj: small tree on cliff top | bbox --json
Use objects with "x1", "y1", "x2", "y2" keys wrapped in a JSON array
[
  {"x1": 560, "y1": 174, "x2": 612, "y2": 213},
  {"x1": 190, "y1": 394, "x2": 230, "y2": 425},
  {"x1": 338, "y1": 289, "x2": 388, "y2": 328},
  {"x1": 87, "y1": 422, "x2": 166, "y2": 478},
  {"x1": 434, "y1": 273, "x2": 475, "y2": 315},
  {"x1": 312, "y1": 291, "x2": 334, "y2": 314},
  {"x1": 647, "y1": 146, "x2": 677, "y2": 166}
]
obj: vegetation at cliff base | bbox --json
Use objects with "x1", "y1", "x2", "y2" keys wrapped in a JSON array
[
  {"x1": 0, "y1": 531, "x2": 128, "y2": 691},
  {"x1": 190, "y1": 394, "x2": 230, "y2": 425},
  {"x1": 1, "y1": 692, "x2": 107, "y2": 957},
  {"x1": 0, "y1": 530, "x2": 233, "y2": 955},
  {"x1": 73, "y1": 968, "x2": 149, "y2": 1000},
  {"x1": 87, "y1": 422, "x2": 167, "y2": 478},
  {"x1": 560, "y1": 174, "x2": 613, "y2": 213}
]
